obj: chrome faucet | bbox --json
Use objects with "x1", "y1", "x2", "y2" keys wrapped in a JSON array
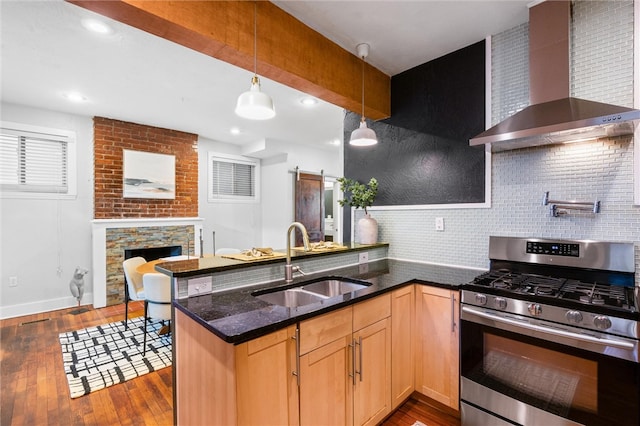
[{"x1": 285, "y1": 222, "x2": 310, "y2": 282}]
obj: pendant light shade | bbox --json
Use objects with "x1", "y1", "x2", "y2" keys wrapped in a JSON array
[
  {"x1": 235, "y1": 75, "x2": 276, "y2": 120},
  {"x1": 235, "y1": 2, "x2": 275, "y2": 120},
  {"x1": 349, "y1": 43, "x2": 377, "y2": 146},
  {"x1": 350, "y1": 119, "x2": 378, "y2": 146}
]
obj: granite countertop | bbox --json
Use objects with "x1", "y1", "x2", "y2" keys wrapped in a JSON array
[
  {"x1": 173, "y1": 258, "x2": 482, "y2": 345},
  {"x1": 156, "y1": 242, "x2": 389, "y2": 278}
]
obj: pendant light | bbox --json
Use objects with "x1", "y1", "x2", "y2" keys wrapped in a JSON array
[
  {"x1": 349, "y1": 43, "x2": 378, "y2": 146},
  {"x1": 235, "y1": 2, "x2": 276, "y2": 120}
]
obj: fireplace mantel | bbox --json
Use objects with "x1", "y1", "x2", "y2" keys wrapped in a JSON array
[{"x1": 91, "y1": 217, "x2": 204, "y2": 308}]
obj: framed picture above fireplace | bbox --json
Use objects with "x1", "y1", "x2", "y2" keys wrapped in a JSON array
[{"x1": 123, "y1": 149, "x2": 175, "y2": 199}]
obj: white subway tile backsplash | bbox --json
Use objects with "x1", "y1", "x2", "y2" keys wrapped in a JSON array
[{"x1": 372, "y1": 1, "x2": 639, "y2": 283}]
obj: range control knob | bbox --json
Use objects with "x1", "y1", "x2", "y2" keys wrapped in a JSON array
[
  {"x1": 475, "y1": 294, "x2": 487, "y2": 306},
  {"x1": 494, "y1": 297, "x2": 507, "y2": 310},
  {"x1": 527, "y1": 303, "x2": 542, "y2": 316},
  {"x1": 565, "y1": 310, "x2": 583, "y2": 324},
  {"x1": 593, "y1": 315, "x2": 612, "y2": 330}
]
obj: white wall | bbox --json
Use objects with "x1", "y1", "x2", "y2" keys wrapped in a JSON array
[
  {"x1": 0, "y1": 103, "x2": 94, "y2": 318},
  {"x1": 197, "y1": 137, "x2": 264, "y2": 253},
  {"x1": 198, "y1": 136, "x2": 343, "y2": 252}
]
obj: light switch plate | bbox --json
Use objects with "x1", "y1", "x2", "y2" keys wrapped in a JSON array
[
  {"x1": 435, "y1": 217, "x2": 445, "y2": 231},
  {"x1": 358, "y1": 252, "x2": 369, "y2": 264},
  {"x1": 187, "y1": 276, "x2": 212, "y2": 296}
]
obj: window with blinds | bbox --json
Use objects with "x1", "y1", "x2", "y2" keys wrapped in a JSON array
[
  {"x1": 208, "y1": 152, "x2": 260, "y2": 202},
  {"x1": 1, "y1": 122, "x2": 76, "y2": 197}
]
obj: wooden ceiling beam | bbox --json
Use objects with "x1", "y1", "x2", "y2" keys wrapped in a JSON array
[{"x1": 68, "y1": 0, "x2": 391, "y2": 120}]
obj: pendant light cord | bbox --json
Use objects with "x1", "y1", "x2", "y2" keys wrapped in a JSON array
[
  {"x1": 253, "y1": 1, "x2": 258, "y2": 76},
  {"x1": 361, "y1": 55, "x2": 365, "y2": 122}
]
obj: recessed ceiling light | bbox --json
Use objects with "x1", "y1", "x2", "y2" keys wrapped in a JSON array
[
  {"x1": 230, "y1": 127, "x2": 241, "y2": 135},
  {"x1": 300, "y1": 97, "x2": 318, "y2": 107},
  {"x1": 63, "y1": 92, "x2": 88, "y2": 103},
  {"x1": 81, "y1": 18, "x2": 114, "y2": 35},
  {"x1": 330, "y1": 139, "x2": 341, "y2": 146}
]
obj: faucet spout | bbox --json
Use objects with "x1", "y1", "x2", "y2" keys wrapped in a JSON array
[{"x1": 285, "y1": 222, "x2": 310, "y2": 282}]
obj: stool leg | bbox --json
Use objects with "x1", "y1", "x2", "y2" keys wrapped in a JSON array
[{"x1": 143, "y1": 300, "x2": 148, "y2": 356}]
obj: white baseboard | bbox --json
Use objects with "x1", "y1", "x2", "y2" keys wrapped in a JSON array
[{"x1": 0, "y1": 292, "x2": 94, "y2": 320}]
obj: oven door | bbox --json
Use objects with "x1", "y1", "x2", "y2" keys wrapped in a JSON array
[{"x1": 460, "y1": 306, "x2": 640, "y2": 426}]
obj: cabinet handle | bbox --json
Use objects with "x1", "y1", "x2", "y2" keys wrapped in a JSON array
[
  {"x1": 292, "y1": 328, "x2": 300, "y2": 387},
  {"x1": 451, "y1": 294, "x2": 456, "y2": 333},
  {"x1": 349, "y1": 340, "x2": 356, "y2": 385},
  {"x1": 356, "y1": 336, "x2": 363, "y2": 382}
]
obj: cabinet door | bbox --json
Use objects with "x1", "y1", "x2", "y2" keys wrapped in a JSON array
[
  {"x1": 235, "y1": 326, "x2": 299, "y2": 426},
  {"x1": 415, "y1": 286, "x2": 460, "y2": 410},
  {"x1": 299, "y1": 335, "x2": 353, "y2": 426},
  {"x1": 391, "y1": 285, "x2": 415, "y2": 409},
  {"x1": 353, "y1": 318, "x2": 391, "y2": 426}
]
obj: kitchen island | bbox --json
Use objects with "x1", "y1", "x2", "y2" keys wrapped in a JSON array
[{"x1": 159, "y1": 247, "x2": 481, "y2": 425}]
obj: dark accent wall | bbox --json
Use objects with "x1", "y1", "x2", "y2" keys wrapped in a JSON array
[{"x1": 343, "y1": 40, "x2": 486, "y2": 241}]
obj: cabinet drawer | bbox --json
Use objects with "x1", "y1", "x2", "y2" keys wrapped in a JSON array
[
  {"x1": 246, "y1": 327, "x2": 289, "y2": 355},
  {"x1": 353, "y1": 293, "x2": 391, "y2": 331},
  {"x1": 299, "y1": 306, "x2": 352, "y2": 355},
  {"x1": 419, "y1": 285, "x2": 455, "y2": 298}
]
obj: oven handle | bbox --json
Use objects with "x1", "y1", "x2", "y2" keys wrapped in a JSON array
[{"x1": 461, "y1": 306, "x2": 635, "y2": 350}]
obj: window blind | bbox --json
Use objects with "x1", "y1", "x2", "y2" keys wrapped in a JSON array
[
  {"x1": 1, "y1": 129, "x2": 69, "y2": 193},
  {"x1": 208, "y1": 153, "x2": 260, "y2": 202}
]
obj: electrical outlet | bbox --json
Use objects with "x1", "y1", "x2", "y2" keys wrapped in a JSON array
[
  {"x1": 187, "y1": 276, "x2": 212, "y2": 296},
  {"x1": 9, "y1": 276, "x2": 18, "y2": 287},
  {"x1": 435, "y1": 217, "x2": 445, "y2": 231},
  {"x1": 358, "y1": 252, "x2": 369, "y2": 264}
]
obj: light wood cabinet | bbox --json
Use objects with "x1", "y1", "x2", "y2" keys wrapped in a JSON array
[
  {"x1": 414, "y1": 285, "x2": 460, "y2": 410},
  {"x1": 353, "y1": 317, "x2": 391, "y2": 426},
  {"x1": 175, "y1": 309, "x2": 298, "y2": 426},
  {"x1": 236, "y1": 326, "x2": 299, "y2": 426},
  {"x1": 391, "y1": 285, "x2": 415, "y2": 409},
  {"x1": 299, "y1": 334, "x2": 354, "y2": 425},
  {"x1": 298, "y1": 294, "x2": 391, "y2": 426}
]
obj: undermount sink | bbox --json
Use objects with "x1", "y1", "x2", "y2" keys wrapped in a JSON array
[
  {"x1": 301, "y1": 279, "x2": 370, "y2": 297},
  {"x1": 253, "y1": 277, "x2": 371, "y2": 308}
]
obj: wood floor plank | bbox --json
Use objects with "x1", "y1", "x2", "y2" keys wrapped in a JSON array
[{"x1": 0, "y1": 303, "x2": 172, "y2": 426}]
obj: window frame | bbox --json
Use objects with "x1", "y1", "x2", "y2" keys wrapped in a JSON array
[
  {"x1": 0, "y1": 121, "x2": 77, "y2": 199},
  {"x1": 207, "y1": 151, "x2": 260, "y2": 203}
]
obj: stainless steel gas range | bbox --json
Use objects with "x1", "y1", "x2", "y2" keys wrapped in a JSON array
[{"x1": 460, "y1": 236, "x2": 639, "y2": 426}]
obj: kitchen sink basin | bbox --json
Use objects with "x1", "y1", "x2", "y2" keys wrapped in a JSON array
[
  {"x1": 253, "y1": 277, "x2": 371, "y2": 308},
  {"x1": 301, "y1": 279, "x2": 369, "y2": 297},
  {"x1": 254, "y1": 288, "x2": 326, "y2": 308}
]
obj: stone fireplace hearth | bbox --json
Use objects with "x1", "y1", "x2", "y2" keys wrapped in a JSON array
[{"x1": 91, "y1": 217, "x2": 203, "y2": 308}]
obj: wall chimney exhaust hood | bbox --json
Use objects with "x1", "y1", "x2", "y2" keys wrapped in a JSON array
[{"x1": 470, "y1": 1, "x2": 640, "y2": 152}]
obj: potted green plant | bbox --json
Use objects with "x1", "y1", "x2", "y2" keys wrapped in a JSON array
[{"x1": 337, "y1": 177, "x2": 379, "y2": 244}]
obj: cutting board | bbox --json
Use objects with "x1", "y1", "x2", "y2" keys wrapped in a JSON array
[{"x1": 221, "y1": 252, "x2": 287, "y2": 262}]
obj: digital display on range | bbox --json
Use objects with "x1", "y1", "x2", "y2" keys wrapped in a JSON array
[{"x1": 526, "y1": 241, "x2": 579, "y2": 257}]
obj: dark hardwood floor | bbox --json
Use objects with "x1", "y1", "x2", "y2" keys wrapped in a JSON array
[
  {"x1": 1, "y1": 303, "x2": 459, "y2": 426},
  {"x1": 0, "y1": 302, "x2": 173, "y2": 426},
  {"x1": 382, "y1": 397, "x2": 461, "y2": 426}
]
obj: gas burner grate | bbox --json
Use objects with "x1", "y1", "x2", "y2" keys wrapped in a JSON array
[
  {"x1": 470, "y1": 269, "x2": 637, "y2": 313},
  {"x1": 559, "y1": 280, "x2": 634, "y2": 310},
  {"x1": 472, "y1": 270, "x2": 526, "y2": 290}
]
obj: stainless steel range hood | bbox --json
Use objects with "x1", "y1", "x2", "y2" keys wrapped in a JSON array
[
  {"x1": 470, "y1": 1, "x2": 640, "y2": 152},
  {"x1": 470, "y1": 97, "x2": 640, "y2": 151}
]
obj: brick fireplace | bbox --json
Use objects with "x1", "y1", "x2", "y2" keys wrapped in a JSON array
[{"x1": 91, "y1": 117, "x2": 201, "y2": 307}]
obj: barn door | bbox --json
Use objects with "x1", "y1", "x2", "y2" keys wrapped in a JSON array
[{"x1": 294, "y1": 172, "x2": 324, "y2": 246}]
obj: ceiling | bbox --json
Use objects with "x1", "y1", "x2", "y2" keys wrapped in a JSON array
[{"x1": 0, "y1": 0, "x2": 530, "y2": 151}]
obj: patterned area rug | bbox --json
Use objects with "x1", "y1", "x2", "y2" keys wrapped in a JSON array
[{"x1": 59, "y1": 316, "x2": 172, "y2": 398}]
